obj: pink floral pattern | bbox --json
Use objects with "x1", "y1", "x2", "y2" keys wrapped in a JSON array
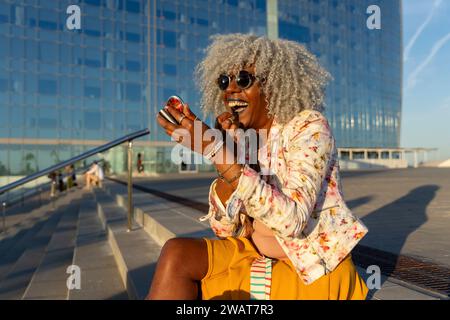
[{"x1": 200, "y1": 110, "x2": 368, "y2": 285}]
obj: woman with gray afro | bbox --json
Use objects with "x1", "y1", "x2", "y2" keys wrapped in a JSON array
[{"x1": 150, "y1": 33, "x2": 369, "y2": 300}]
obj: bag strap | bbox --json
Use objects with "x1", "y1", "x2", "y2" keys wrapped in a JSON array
[{"x1": 250, "y1": 256, "x2": 272, "y2": 300}]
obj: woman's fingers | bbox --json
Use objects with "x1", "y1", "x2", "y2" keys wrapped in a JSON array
[
  {"x1": 157, "y1": 114, "x2": 177, "y2": 132},
  {"x1": 217, "y1": 112, "x2": 236, "y2": 130},
  {"x1": 224, "y1": 114, "x2": 240, "y2": 130},
  {"x1": 229, "y1": 113, "x2": 240, "y2": 130},
  {"x1": 183, "y1": 104, "x2": 197, "y2": 121},
  {"x1": 217, "y1": 112, "x2": 233, "y2": 124},
  {"x1": 165, "y1": 105, "x2": 184, "y2": 124},
  {"x1": 166, "y1": 104, "x2": 200, "y2": 127}
]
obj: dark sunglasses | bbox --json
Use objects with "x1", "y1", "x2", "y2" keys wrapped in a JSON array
[{"x1": 217, "y1": 70, "x2": 261, "y2": 91}]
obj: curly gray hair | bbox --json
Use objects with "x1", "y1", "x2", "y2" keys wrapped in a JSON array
[{"x1": 195, "y1": 33, "x2": 331, "y2": 124}]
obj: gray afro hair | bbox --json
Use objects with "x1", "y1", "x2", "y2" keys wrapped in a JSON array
[{"x1": 195, "y1": 33, "x2": 331, "y2": 124}]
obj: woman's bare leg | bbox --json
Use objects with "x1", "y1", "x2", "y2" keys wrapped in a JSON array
[{"x1": 147, "y1": 238, "x2": 208, "y2": 300}]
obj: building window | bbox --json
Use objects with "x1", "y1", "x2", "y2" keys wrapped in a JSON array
[
  {"x1": 197, "y1": 18, "x2": 208, "y2": 27},
  {"x1": 126, "y1": 32, "x2": 140, "y2": 43},
  {"x1": 84, "y1": 111, "x2": 101, "y2": 130},
  {"x1": 85, "y1": 59, "x2": 101, "y2": 68},
  {"x1": 38, "y1": 79, "x2": 57, "y2": 95},
  {"x1": 0, "y1": 78, "x2": 8, "y2": 92},
  {"x1": 84, "y1": 28, "x2": 102, "y2": 37},
  {"x1": 126, "y1": 0, "x2": 140, "y2": 14},
  {"x1": 163, "y1": 64, "x2": 176, "y2": 76},
  {"x1": 39, "y1": 42, "x2": 58, "y2": 63},
  {"x1": 256, "y1": 0, "x2": 266, "y2": 11},
  {"x1": 157, "y1": 30, "x2": 176, "y2": 48},
  {"x1": 278, "y1": 21, "x2": 311, "y2": 44},
  {"x1": 84, "y1": 86, "x2": 101, "y2": 98},
  {"x1": 39, "y1": 19, "x2": 58, "y2": 30},
  {"x1": 126, "y1": 60, "x2": 141, "y2": 72},
  {"x1": 0, "y1": 14, "x2": 8, "y2": 24},
  {"x1": 126, "y1": 83, "x2": 141, "y2": 102},
  {"x1": 159, "y1": 10, "x2": 176, "y2": 21},
  {"x1": 84, "y1": 0, "x2": 103, "y2": 6}
]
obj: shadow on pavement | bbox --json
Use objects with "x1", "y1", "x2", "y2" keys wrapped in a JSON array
[{"x1": 357, "y1": 185, "x2": 439, "y2": 295}]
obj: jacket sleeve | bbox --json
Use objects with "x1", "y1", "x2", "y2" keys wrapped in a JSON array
[
  {"x1": 224, "y1": 111, "x2": 335, "y2": 239},
  {"x1": 200, "y1": 179, "x2": 238, "y2": 238}
]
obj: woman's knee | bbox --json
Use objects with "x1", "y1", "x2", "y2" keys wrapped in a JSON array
[{"x1": 158, "y1": 238, "x2": 208, "y2": 280}]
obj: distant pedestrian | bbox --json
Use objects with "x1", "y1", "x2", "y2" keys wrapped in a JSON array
[
  {"x1": 137, "y1": 153, "x2": 144, "y2": 173},
  {"x1": 84, "y1": 161, "x2": 104, "y2": 190},
  {"x1": 58, "y1": 171, "x2": 65, "y2": 192},
  {"x1": 48, "y1": 171, "x2": 57, "y2": 197},
  {"x1": 64, "y1": 164, "x2": 78, "y2": 189},
  {"x1": 71, "y1": 164, "x2": 78, "y2": 187}
]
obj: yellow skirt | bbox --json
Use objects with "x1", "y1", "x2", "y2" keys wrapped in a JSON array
[{"x1": 201, "y1": 237, "x2": 368, "y2": 300}]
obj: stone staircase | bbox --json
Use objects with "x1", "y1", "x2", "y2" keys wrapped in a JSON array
[
  {"x1": 0, "y1": 177, "x2": 214, "y2": 300},
  {"x1": 0, "y1": 187, "x2": 130, "y2": 300}
]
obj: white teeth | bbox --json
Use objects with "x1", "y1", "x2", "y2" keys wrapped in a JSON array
[
  {"x1": 234, "y1": 106, "x2": 247, "y2": 113},
  {"x1": 228, "y1": 101, "x2": 248, "y2": 107}
]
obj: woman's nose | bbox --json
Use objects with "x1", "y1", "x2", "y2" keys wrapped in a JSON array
[{"x1": 225, "y1": 77, "x2": 241, "y2": 94}]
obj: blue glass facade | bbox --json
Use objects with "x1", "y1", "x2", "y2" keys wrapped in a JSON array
[
  {"x1": 277, "y1": 0, "x2": 402, "y2": 148},
  {"x1": 0, "y1": 0, "x2": 401, "y2": 179}
]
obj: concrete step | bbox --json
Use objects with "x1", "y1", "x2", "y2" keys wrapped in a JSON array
[
  {"x1": 0, "y1": 190, "x2": 73, "y2": 253},
  {"x1": 0, "y1": 188, "x2": 51, "y2": 238},
  {"x1": 68, "y1": 193, "x2": 128, "y2": 300},
  {"x1": 21, "y1": 193, "x2": 83, "y2": 299},
  {"x1": 93, "y1": 188, "x2": 160, "y2": 300},
  {"x1": 103, "y1": 181, "x2": 214, "y2": 247},
  {"x1": 0, "y1": 206, "x2": 68, "y2": 299},
  {"x1": 0, "y1": 191, "x2": 79, "y2": 282},
  {"x1": 0, "y1": 215, "x2": 52, "y2": 283}
]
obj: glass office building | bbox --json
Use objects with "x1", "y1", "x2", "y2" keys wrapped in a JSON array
[
  {"x1": 0, "y1": 0, "x2": 402, "y2": 180},
  {"x1": 277, "y1": 0, "x2": 402, "y2": 149}
]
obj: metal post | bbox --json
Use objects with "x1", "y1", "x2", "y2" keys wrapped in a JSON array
[
  {"x1": 51, "y1": 181, "x2": 56, "y2": 211},
  {"x1": 2, "y1": 202, "x2": 6, "y2": 233},
  {"x1": 127, "y1": 141, "x2": 133, "y2": 232}
]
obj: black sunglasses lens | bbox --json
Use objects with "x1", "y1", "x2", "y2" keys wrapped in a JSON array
[
  {"x1": 236, "y1": 71, "x2": 252, "y2": 89},
  {"x1": 218, "y1": 75, "x2": 229, "y2": 90}
]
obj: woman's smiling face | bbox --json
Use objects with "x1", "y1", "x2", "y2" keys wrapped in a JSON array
[{"x1": 221, "y1": 65, "x2": 273, "y2": 131}]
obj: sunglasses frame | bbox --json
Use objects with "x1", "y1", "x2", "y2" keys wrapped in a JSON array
[{"x1": 217, "y1": 70, "x2": 262, "y2": 91}]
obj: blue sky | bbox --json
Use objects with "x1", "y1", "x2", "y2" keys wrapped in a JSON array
[{"x1": 402, "y1": 0, "x2": 450, "y2": 161}]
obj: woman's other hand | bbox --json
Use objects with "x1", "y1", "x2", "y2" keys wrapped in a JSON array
[
  {"x1": 215, "y1": 112, "x2": 240, "y2": 131},
  {"x1": 156, "y1": 103, "x2": 214, "y2": 155}
]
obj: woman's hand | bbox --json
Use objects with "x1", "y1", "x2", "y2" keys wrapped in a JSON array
[
  {"x1": 157, "y1": 103, "x2": 214, "y2": 155},
  {"x1": 215, "y1": 112, "x2": 243, "y2": 144},
  {"x1": 215, "y1": 112, "x2": 240, "y2": 131}
]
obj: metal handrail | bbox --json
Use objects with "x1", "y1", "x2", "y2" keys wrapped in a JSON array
[
  {"x1": 0, "y1": 128, "x2": 149, "y2": 195},
  {"x1": 1, "y1": 128, "x2": 150, "y2": 233},
  {"x1": 3, "y1": 160, "x2": 96, "y2": 205}
]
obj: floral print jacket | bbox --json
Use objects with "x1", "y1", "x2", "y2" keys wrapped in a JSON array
[{"x1": 200, "y1": 110, "x2": 368, "y2": 285}]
